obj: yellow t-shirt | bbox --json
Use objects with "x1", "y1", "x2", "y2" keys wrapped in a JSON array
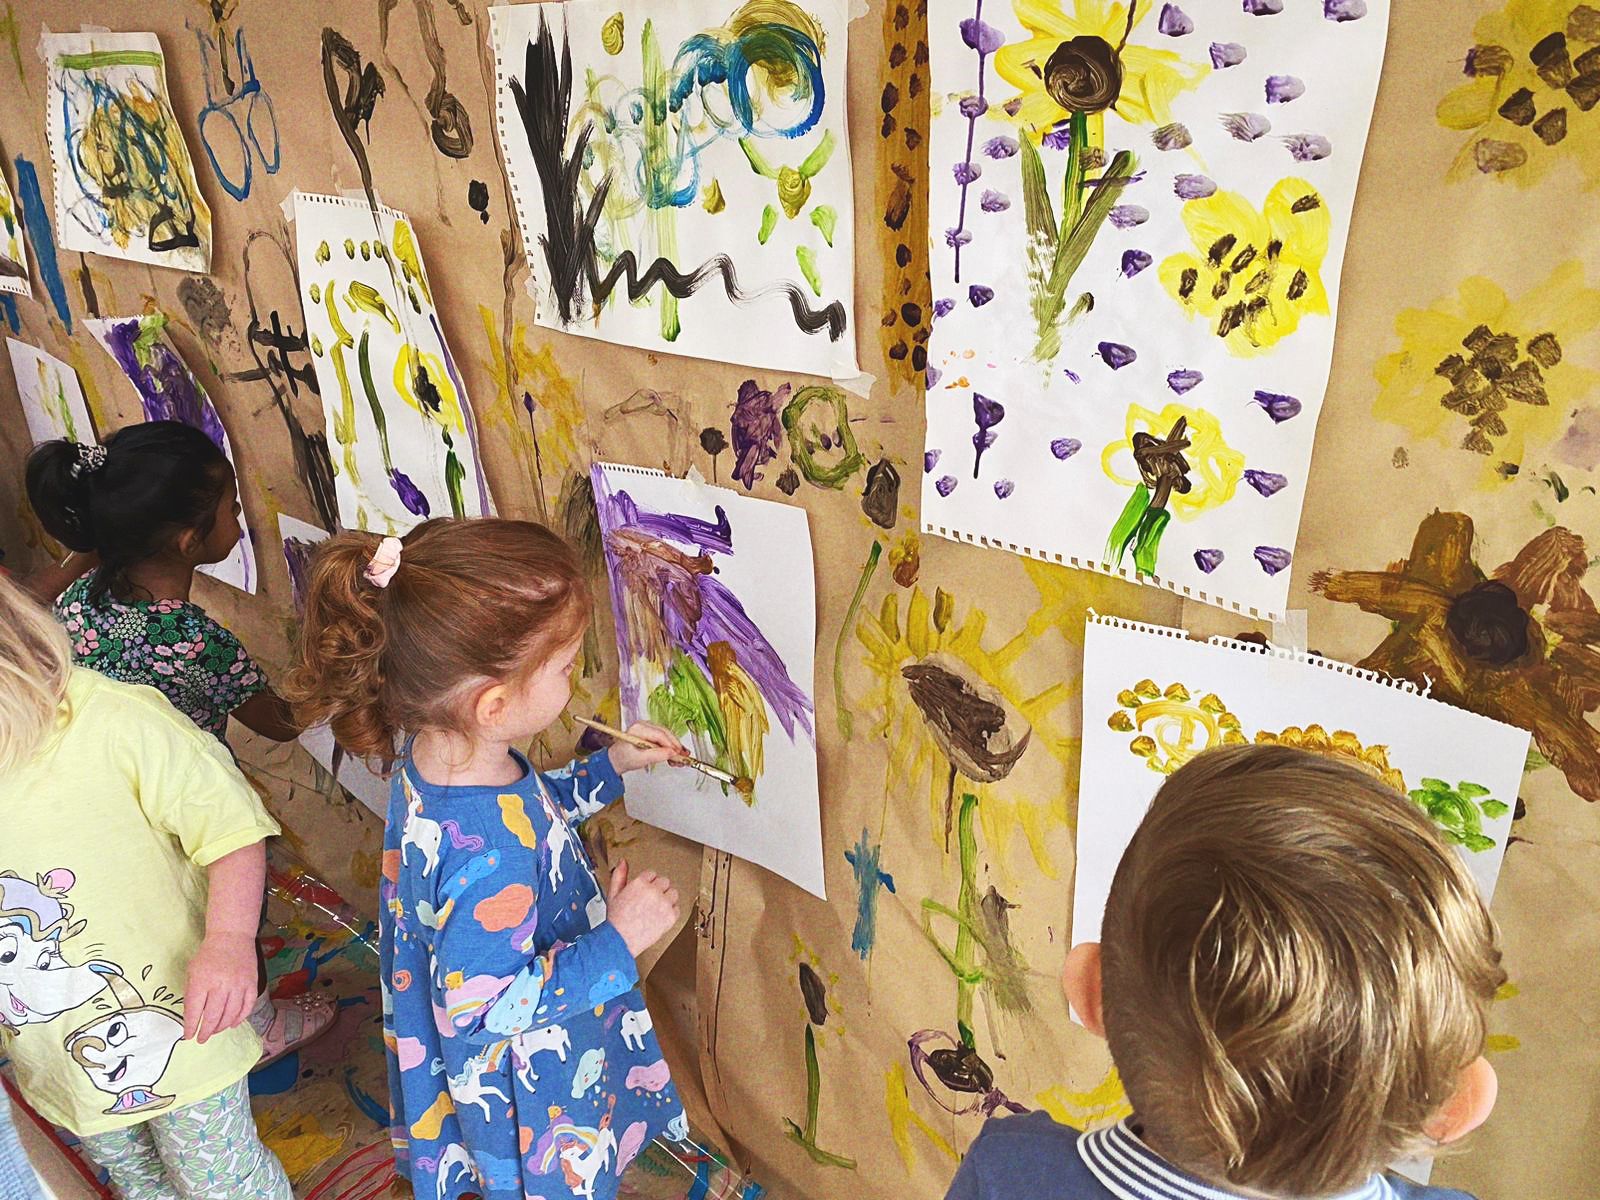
[{"x1": 0, "y1": 668, "x2": 280, "y2": 1135}]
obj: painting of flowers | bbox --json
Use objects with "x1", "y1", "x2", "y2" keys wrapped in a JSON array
[{"x1": 924, "y1": 0, "x2": 1390, "y2": 619}]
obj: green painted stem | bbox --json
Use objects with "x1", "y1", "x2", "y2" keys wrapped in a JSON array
[
  {"x1": 834, "y1": 540, "x2": 883, "y2": 739},
  {"x1": 356, "y1": 331, "x2": 395, "y2": 471}
]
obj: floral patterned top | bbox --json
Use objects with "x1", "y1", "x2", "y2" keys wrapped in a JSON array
[{"x1": 54, "y1": 576, "x2": 266, "y2": 740}]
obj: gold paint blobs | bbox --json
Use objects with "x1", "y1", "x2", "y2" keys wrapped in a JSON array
[{"x1": 601, "y1": 11, "x2": 624, "y2": 54}]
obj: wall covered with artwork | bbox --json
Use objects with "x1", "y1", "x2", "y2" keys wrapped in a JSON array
[{"x1": 0, "y1": 2, "x2": 1595, "y2": 1198}]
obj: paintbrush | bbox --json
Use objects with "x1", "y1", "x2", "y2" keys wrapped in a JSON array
[{"x1": 575, "y1": 716, "x2": 750, "y2": 794}]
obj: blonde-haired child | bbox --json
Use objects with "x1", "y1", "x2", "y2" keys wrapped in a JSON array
[
  {"x1": 948, "y1": 744, "x2": 1504, "y2": 1200},
  {"x1": 0, "y1": 572, "x2": 292, "y2": 1199}
]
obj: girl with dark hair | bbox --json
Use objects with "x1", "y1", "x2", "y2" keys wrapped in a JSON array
[{"x1": 25, "y1": 421, "x2": 335, "y2": 1068}]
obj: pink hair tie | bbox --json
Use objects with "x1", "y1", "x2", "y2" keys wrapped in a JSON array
[{"x1": 364, "y1": 537, "x2": 404, "y2": 588}]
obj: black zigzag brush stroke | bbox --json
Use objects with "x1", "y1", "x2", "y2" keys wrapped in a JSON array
[{"x1": 509, "y1": 11, "x2": 846, "y2": 343}]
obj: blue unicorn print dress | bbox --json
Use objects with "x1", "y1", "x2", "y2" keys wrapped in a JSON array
[{"x1": 381, "y1": 748, "x2": 685, "y2": 1200}]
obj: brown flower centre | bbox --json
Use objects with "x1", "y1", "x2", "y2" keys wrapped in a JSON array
[
  {"x1": 1446, "y1": 580, "x2": 1532, "y2": 667},
  {"x1": 1041, "y1": 36, "x2": 1123, "y2": 114},
  {"x1": 1433, "y1": 324, "x2": 1560, "y2": 455}
]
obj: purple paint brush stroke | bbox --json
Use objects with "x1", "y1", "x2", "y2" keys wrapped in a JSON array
[
  {"x1": 100, "y1": 318, "x2": 228, "y2": 446},
  {"x1": 731, "y1": 379, "x2": 790, "y2": 490},
  {"x1": 592, "y1": 466, "x2": 814, "y2": 743}
]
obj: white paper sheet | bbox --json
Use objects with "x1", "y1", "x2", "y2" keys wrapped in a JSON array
[
  {"x1": 490, "y1": 0, "x2": 858, "y2": 378},
  {"x1": 592, "y1": 462, "x2": 824, "y2": 897},
  {"x1": 86, "y1": 315, "x2": 256, "y2": 593},
  {"x1": 42, "y1": 32, "x2": 212, "y2": 273},
  {"x1": 6, "y1": 339, "x2": 93, "y2": 445},
  {"x1": 276, "y1": 512, "x2": 329, "y2": 615},
  {"x1": 924, "y1": 0, "x2": 1390, "y2": 620},
  {"x1": 1073, "y1": 614, "x2": 1530, "y2": 952},
  {"x1": 299, "y1": 723, "x2": 392, "y2": 819},
  {"x1": 292, "y1": 192, "x2": 492, "y2": 534},
  {"x1": 0, "y1": 155, "x2": 31, "y2": 297}
]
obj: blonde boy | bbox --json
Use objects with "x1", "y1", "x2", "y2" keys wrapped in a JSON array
[{"x1": 947, "y1": 744, "x2": 1505, "y2": 1200}]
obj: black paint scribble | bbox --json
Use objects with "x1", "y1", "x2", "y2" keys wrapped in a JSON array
[
  {"x1": 510, "y1": 13, "x2": 846, "y2": 342},
  {"x1": 379, "y1": 0, "x2": 473, "y2": 159},
  {"x1": 321, "y1": 29, "x2": 385, "y2": 211},
  {"x1": 468, "y1": 179, "x2": 490, "y2": 223}
]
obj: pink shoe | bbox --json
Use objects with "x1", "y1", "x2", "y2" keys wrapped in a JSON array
[{"x1": 254, "y1": 994, "x2": 337, "y2": 1069}]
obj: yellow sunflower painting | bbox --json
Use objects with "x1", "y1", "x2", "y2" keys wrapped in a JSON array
[
  {"x1": 1372, "y1": 260, "x2": 1600, "y2": 481},
  {"x1": 1437, "y1": 0, "x2": 1600, "y2": 189}
]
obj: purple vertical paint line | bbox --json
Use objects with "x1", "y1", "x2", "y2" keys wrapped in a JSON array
[
  {"x1": 952, "y1": 3, "x2": 999, "y2": 284},
  {"x1": 429, "y1": 312, "x2": 492, "y2": 515}
]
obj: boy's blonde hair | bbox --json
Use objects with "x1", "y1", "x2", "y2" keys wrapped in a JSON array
[
  {"x1": 1100, "y1": 744, "x2": 1505, "y2": 1197},
  {"x1": 0, "y1": 571, "x2": 72, "y2": 774}
]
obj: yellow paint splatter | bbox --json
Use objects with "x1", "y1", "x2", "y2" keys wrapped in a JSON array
[
  {"x1": 476, "y1": 305, "x2": 585, "y2": 511},
  {"x1": 391, "y1": 219, "x2": 434, "y2": 307},
  {"x1": 258, "y1": 1110, "x2": 350, "y2": 1179}
]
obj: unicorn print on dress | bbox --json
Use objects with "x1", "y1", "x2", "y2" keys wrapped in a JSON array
[
  {"x1": 446, "y1": 1051, "x2": 510, "y2": 1121},
  {"x1": 545, "y1": 810, "x2": 579, "y2": 889},
  {"x1": 429, "y1": 1143, "x2": 478, "y2": 1200},
  {"x1": 401, "y1": 789, "x2": 485, "y2": 879},
  {"x1": 619, "y1": 1009, "x2": 652, "y2": 1052},
  {"x1": 511, "y1": 1022, "x2": 571, "y2": 1087},
  {"x1": 560, "y1": 1126, "x2": 617, "y2": 1199}
]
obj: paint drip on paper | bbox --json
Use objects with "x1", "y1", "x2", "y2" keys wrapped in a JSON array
[{"x1": 6, "y1": 338, "x2": 93, "y2": 445}]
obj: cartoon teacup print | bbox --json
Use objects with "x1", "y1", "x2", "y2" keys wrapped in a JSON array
[
  {"x1": 64, "y1": 977, "x2": 184, "y2": 1116},
  {"x1": 0, "y1": 870, "x2": 119, "y2": 1030}
]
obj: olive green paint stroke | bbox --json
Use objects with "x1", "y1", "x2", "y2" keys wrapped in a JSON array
[
  {"x1": 443, "y1": 431, "x2": 466, "y2": 518},
  {"x1": 809, "y1": 204, "x2": 837, "y2": 246},
  {"x1": 796, "y1": 245, "x2": 821, "y2": 296},
  {"x1": 1020, "y1": 118, "x2": 1137, "y2": 363},
  {"x1": 758, "y1": 205, "x2": 777, "y2": 245},
  {"x1": 639, "y1": 19, "x2": 681, "y2": 340},
  {"x1": 783, "y1": 1025, "x2": 857, "y2": 1170},
  {"x1": 782, "y1": 385, "x2": 864, "y2": 489},
  {"x1": 54, "y1": 50, "x2": 165, "y2": 70},
  {"x1": 922, "y1": 791, "x2": 983, "y2": 1048},
  {"x1": 0, "y1": 3, "x2": 26, "y2": 89},
  {"x1": 834, "y1": 539, "x2": 882, "y2": 740},
  {"x1": 323, "y1": 285, "x2": 361, "y2": 485},
  {"x1": 646, "y1": 652, "x2": 730, "y2": 757},
  {"x1": 357, "y1": 330, "x2": 397, "y2": 471}
]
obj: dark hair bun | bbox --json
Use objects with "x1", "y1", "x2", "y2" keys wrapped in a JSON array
[{"x1": 24, "y1": 440, "x2": 99, "y2": 552}]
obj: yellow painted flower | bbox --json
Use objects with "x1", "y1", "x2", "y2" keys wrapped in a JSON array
[
  {"x1": 393, "y1": 344, "x2": 466, "y2": 434},
  {"x1": 1372, "y1": 261, "x2": 1600, "y2": 479},
  {"x1": 1254, "y1": 725, "x2": 1406, "y2": 793},
  {"x1": 1102, "y1": 402, "x2": 1243, "y2": 518},
  {"x1": 1437, "y1": 0, "x2": 1600, "y2": 189},
  {"x1": 1158, "y1": 177, "x2": 1330, "y2": 355},
  {"x1": 1109, "y1": 679, "x2": 1245, "y2": 774},
  {"x1": 994, "y1": 0, "x2": 1207, "y2": 140}
]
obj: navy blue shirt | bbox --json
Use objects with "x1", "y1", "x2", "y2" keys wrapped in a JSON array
[{"x1": 945, "y1": 1113, "x2": 1477, "y2": 1200}]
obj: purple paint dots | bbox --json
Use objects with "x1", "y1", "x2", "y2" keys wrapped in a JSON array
[
  {"x1": 935, "y1": 475, "x2": 958, "y2": 497},
  {"x1": 944, "y1": 227, "x2": 973, "y2": 248},
  {"x1": 1062, "y1": 366, "x2": 1082, "y2": 384},
  {"x1": 1158, "y1": 3, "x2": 1194, "y2": 35},
  {"x1": 925, "y1": 367, "x2": 943, "y2": 389},
  {"x1": 1167, "y1": 368, "x2": 1203, "y2": 394},
  {"x1": 994, "y1": 479, "x2": 1015, "y2": 499},
  {"x1": 1152, "y1": 122, "x2": 1193, "y2": 151},
  {"x1": 953, "y1": 161, "x2": 982, "y2": 185},
  {"x1": 1121, "y1": 249, "x2": 1153, "y2": 277},
  {"x1": 1324, "y1": 0, "x2": 1367, "y2": 19},
  {"x1": 1220, "y1": 112, "x2": 1272, "y2": 142},
  {"x1": 1254, "y1": 546, "x2": 1293, "y2": 575},
  {"x1": 1252, "y1": 390, "x2": 1302, "y2": 422},
  {"x1": 1243, "y1": 0, "x2": 1284, "y2": 13},
  {"x1": 980, "y1": 189, "x2": 1011, "y2": 212},
  {"x1": 925, "y1": 449, "x2": 941, "y2": 473},
  {"x1": 1210, "y1": 41, "x2": 1247, "y2": 68},
  {"x1": 933, "y1": 298, "x2": 955, "y2": 319},
  {"x1": 1174, "y1": 174, "x2": 1217, "y2": 199},
  {"x1": 1244, "y1": 469, "x2": 1289, "y2": 497},
  {"x1": 969, "y1": 285, "x2": 995, "y2": 307},
  {"x1": 1099, "y1": 341, "x2": 1137, "y2": 369},
  {"x1": 1266, "y1": 75, "x2": 1305, "y2": 104},
  {"x1": 959, "y1": 95, "x2": 988, "y2": 118},
  {"x1": 1284, "y1": 133, "x2": 1333, "y2": 161},
  {"x1": 982, "y1": 136, "x2": 1019, "y2": 159},
  {"x1": 1109, "y1": 204, "x2": 1150, "y2": 228},
  {"x1": 1051, "y1": 437, "x2": 1082, "y2": 460},
  {"x1": 1194, "y1": 548, "x2": 1224, "y2": 574},
  {"x1": 959, "y1": 17, "x2": 1005, "y2": 53}
]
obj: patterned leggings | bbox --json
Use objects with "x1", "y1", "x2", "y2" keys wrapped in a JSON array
[{"x1": 78, "y1": 1079, "x2": 291, "y2": 1200}]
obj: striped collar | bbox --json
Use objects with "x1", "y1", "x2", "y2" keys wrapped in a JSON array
[{"x1": 1077, "y1": 1120, "x2": 1394, "y2": 1200}]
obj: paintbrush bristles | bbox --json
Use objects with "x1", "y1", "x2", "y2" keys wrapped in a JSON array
[{"x1": 574, "y1": 716, "x2": 741, "y2": 786}]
